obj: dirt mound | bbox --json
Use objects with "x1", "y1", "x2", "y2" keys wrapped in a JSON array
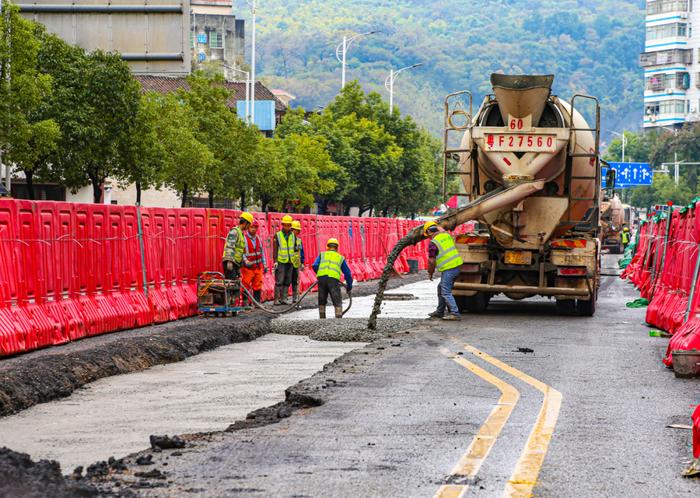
[{"x1": 0, "y1": 447, "x2": 98, "y2": 498}]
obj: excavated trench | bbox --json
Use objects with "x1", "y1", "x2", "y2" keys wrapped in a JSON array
[{"x1": 0, "y1": 274, "x2": 430, "y2": 497}]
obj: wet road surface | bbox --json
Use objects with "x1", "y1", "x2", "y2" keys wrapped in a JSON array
[{"x1": 112, "y1": 255, "x2": 699, "y2": 497}]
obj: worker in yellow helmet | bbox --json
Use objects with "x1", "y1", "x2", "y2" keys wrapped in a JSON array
[
  {"x1": 312, "y1": 238, "x2": 353, "y2": 319},
  {"x1": 424, "y1": 221, "x2": 463, "y2": 321},
  {"x1": 621, "y1": 225, "x2": 631, "y2": 249},
  {"x1": 273, "y1": 214, "x2": 296, "y2": 305},
  {"x1": 289, "y1": 220, "x2": 305, "y2": 303},
  {"x1": 222, "y1": 212, "x2": 254, "y2": 280}
]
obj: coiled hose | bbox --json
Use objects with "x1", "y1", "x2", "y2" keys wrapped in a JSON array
[{"x1": 240, "y1": 280, "x2": 353, "y2": 316}]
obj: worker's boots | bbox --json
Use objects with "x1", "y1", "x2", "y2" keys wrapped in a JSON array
[
  {"x1": 335, "y1": 306, "x2": 343, "y2": 319},
  {"x1": 319, "y1": 307, "x2": 326, "y2": 319},
  {"x1": 292, "y1": 288, "x2": 299, "y2": 304}
]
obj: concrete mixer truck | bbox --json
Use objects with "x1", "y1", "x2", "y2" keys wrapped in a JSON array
[{"x1": 433, "y1": 74, "x2": 606, "y2": 316}]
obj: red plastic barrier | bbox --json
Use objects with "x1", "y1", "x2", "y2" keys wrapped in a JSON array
[
  {"x1": 0, "y1": 199, "x2": 454, "y2": 357},
  {"x1": 693, "y1": 404, "x2": 700, "y2": 459}
]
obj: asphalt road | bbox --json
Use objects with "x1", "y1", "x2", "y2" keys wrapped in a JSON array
[{"x1": 99, "y1": 255, "x2": 699, "y2": 497}]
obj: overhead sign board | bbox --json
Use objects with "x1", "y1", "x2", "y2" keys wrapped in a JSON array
[{"x1": 602, "y1": 162, "x2": 653, "y2": 188}]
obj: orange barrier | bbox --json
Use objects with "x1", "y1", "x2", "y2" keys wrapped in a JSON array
[{"x1": 1, "y1": 199, "x2": 468, "y2": 357}]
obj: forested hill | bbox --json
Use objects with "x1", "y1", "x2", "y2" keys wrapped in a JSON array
[{"x1": 255, "y1": 0, "x2": 644, "y2": 137}]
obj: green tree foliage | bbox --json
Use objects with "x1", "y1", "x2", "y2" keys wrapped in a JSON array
[
  {"x1": 276, "y1": 82, "x2": 442, "y2": 216},
  {"x1": 37, "y1": 41, "x2": 140, "y2": 202},
  {"x1": 180, "y1": 73, "x2": 260, "y2": 207},
  {"x1": 0, "y1": 2, "x2": 60, "y2": 199},
  {"x1": 254, "y1": 0, "x2": 644, "y2": 136}
]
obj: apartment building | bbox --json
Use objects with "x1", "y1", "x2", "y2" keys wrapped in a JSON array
[{"x1": 642, "y1": 0, "x2": 700, "y2": 129}]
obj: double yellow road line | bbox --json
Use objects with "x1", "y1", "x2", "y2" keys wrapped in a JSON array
[{"x1": 435, "y1": 341, "x2": 562, "y2": 498}]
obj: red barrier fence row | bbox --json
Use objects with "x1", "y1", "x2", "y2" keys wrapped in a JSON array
[
  {"x1": 0, "y1": 199, "x2": 472, "y2": 357},
  {"x1": 620, "y1": 198, "x2": 700, "y2": 367}
]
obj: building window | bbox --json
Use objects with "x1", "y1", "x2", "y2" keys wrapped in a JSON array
[
  {"x1": 209, "y1": 31, "x2": 223, "y2": 49},
  {"x1": 646, "y1": 22, "x2": 688, "y2": 40},
  {"x1": 647, "y1": 0, "x2": 689, "y2": 15},
  {"x1": 645, "y1": 99, "x2": 687, "y2": 116}
]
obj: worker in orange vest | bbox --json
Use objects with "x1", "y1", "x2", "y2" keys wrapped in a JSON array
[{"x1": 241, "y1": 219, "x2": 267, "y2": 306}]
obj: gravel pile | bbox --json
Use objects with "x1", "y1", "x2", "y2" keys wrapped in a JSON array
[{"x1": 271, "y1": 318, "x2": 419, "y2": 342}]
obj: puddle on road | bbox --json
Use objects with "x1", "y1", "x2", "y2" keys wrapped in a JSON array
[{"x1": 0, "y1": 334, "x2": 362, "y2": 473}]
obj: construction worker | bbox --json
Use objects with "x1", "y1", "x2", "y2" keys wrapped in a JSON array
[
  {"x1": 312, "y1": 238, "x2": 353, "y2": 319},
  {"x1": 241, "y1": 219, "x2": 267, "y2": 306},
  {"x1": 425, "y1": 221, "x2": 463, "y2": 321},
  {"x1": 290, "y1": 220, "x2": 305, "y2": 303},
  {"x1": 273, "y1": 214, "x2": 296, "y2": 305},
  {"x1": 621, "y1": 226, "x2": 631, "y2": 249},
  {"x1": 222, "y1": 212, "x2": 253, "y2": 280}
]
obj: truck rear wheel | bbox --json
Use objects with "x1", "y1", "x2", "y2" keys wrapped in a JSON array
[
  {"x1": 576, "y1": 297, "x2": 596, "y2": 316},
  {"x1": 457, "y1": 293, "x2": 490, "y2": 314},
  {"x1": 555, "y1": 299, "x2": 576, "y2": 315}
]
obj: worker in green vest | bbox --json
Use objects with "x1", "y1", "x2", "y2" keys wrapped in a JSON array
[
  {"x1": 425, "y1": 221, "x2": 463, "y2": 321},
  {"x1": 290, "y1": 220, "x2": 305, "y2": 303},
  {"x1": 312, "y1": 238, "x2": 353, "y2": 319},
  {"x1": 273, "y1": 214, "x2": 296, "y2": 305},
  {"x1": 621, "y1": 226, "x2": 631, "y2": 249},
  {"x1": 222, "y1": 212, "x2": 253, "y2": 280}
]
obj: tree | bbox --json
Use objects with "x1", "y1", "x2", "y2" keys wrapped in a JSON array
[
  {"x1": 116, "y1": 92, "x2": 169, "y2": 204},
  {"x1": 0, "y1": 2, "x2": 60, "y2": 199},
  {"x1": 38, "y1": 44, "x2": 140, "y2": 202},
  {"x1": 155, "y1": 94, "x2": 214, "y2": 207},
  {"x1": 179, "y1": 73, "x2": 259, "y2": 208}
]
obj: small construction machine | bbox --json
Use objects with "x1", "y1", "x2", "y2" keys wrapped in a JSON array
[
  {"x1": 196, "y1": 271, "x2": 247, "y2": 316},
  {"x1": 436, "y1": 74, "x2": 606, "y2": 315}
]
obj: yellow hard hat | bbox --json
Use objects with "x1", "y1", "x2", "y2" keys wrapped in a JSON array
[
  {"x1": 240, "y1": 212, "x2": 254, "y2": 224},
  {"x1": 327, "y1": 238, "x2": 339, "y2": 247},
  {"x1": 291, "y1": 220, "x2": 302, "y2": 231},
  {"x1": 281, "y1": 214, "x2": 294, "y2": 225},
  {"x1": 423, "y1": 221, "x2": 438, "y2": 235},
  {"x1": 623, "y1": 227, "x2": 629, "y2": 232}
]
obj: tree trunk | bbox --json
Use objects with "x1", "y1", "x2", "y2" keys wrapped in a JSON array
[
  {"x1": 136, "y1": 181, "x2": 142, "y2": 205},
  {"x1": 240, "y1": 190, "x2": 247, "y2": 211},
  {"x1": 25, "y1": 170, "x2": 35, "y2": 200},
  {"x1": 181, "y1": 183, "x2": 188, "y2": 208},
  {"x1": 208, "y1": 189, "x2": 214, "y2": 208},
  {"x1": 91, "y1": 177, "x2": 102, "y2": 204},
  {"x1": 261, "y1": 195, "x2": 270, "y2": 212}
]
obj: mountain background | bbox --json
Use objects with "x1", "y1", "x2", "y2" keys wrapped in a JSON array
[{"x1": 252, "y1": 0, "x2": 645, "y2": 141}]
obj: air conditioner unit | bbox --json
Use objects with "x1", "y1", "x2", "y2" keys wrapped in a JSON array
[
  {"x1": 666, "y1": 88, "x2": 675, "y2": 94},
  {"x1": 680, "y1": 12, "x2": 688, "y2": 19},
  {"x1": 691, "y1": 107, "x2": 697, "y2": 113}
]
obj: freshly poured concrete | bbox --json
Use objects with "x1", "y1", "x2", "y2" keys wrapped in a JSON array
[
  {"x1": 0, "y1": 334, "x2": 363, "y2": 472},
  {"x1": 281, "y1": 278, "x2": 439, "y2": 320}
]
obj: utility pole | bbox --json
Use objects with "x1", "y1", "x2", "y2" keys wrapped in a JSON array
[
  {"x1": 1, "y1": 0, "x2": 11, "y2": 192},
  {"x1": 384, "y1": 63, "x2": 422, "y2": 115}
]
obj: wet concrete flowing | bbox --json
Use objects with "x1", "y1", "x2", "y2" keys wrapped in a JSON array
[{"x1": 367, "y1": 226, "x2": 424, "y2": 330}]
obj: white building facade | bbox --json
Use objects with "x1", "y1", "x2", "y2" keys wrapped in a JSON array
[{"x1": 642, "y1": 0, "x2": 700, "y2": 129}]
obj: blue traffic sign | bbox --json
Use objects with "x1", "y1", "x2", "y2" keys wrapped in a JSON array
[{"x1": 603, "y1": 162, "x2": 653, "y2": 188}]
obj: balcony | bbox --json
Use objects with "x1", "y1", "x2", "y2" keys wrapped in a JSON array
[
  {"x1": 640, "y1": 48, "x2": 692, "y2": 66},
  {"x1": 646, "y1": 0, "x2": 689, "y2": 16}
]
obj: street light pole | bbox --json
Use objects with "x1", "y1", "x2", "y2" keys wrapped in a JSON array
[
  {"x1": 224, "y1": 64, "x2": 251, "y2": 125},
  {"x1": 335, "y1": 31, "x2": 378, "y2": 90},
  {"x1": 384, "y1": 63, "x2": 422, "y2": 115},
  {"x1": 246, "y1": 0, "x2": 257, "y2": 124},
  {"x1": 608, "y1": 130, "x2": 626, "y2": 162}
]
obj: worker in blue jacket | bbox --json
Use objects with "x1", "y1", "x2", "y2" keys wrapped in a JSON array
[{"x1": 312, "y1": 238, "x2": 353, "y2": 319}]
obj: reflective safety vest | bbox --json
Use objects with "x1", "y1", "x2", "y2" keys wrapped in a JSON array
[
  {"x1": 244, "y1": 233, "x2": 264, "y2": 268},
  {"x1": 621, "y1": 231, "x2": 630, "y2": 245},
  {"x1": 433, "y1": 232, "x2": 463, "y2": 272},
  {"x1": 222, "y1": 226, "x2": 245, "y2": 264},
  {"x1": 276, "y1": 231, "x2": 295, "y2": 263},
  {"x1": 316, "y1": 250, "x2": 344, "y2": 281},
  {"x1": 291, "y1": 236, "x2": 303, "y2": 268}
]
